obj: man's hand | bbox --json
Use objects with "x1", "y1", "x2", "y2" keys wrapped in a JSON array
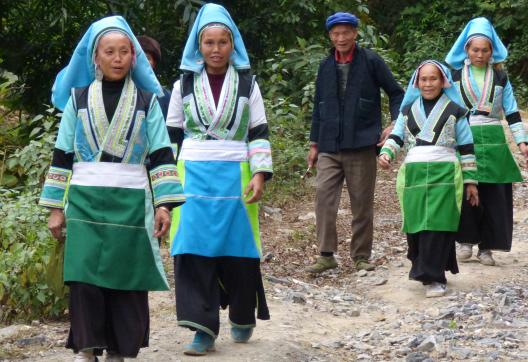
[
  {"x1": 154, "y1": 207, "x2": 171, "y2": 238},
  {"x1": 244, "y1": 173, "x2": 265, "y2": 204},
  {"x1": 48, "y1": 208, "x2": 66, "y2": 242},
  {"x1": 466, "y1": 184, "x2": 479, "y2": 207},
  {"x1": 378, "y1": 154, "x2": 391, "y2": 170},
  {"x1": 307, "y1": 144, "x2": 319, "y2": 168},
  {"x1": 377, "y1": 124, "x2": 394, "y2": 147}
]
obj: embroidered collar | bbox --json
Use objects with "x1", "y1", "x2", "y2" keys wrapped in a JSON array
[
  {"x1": 410, "y1": 93, "x2": 451, "y2": 143},
  {"x1": 87, "y1": 75, "x2": 138, "y2": 160},
  {"x1": 193, "y1": 65, "x2": 239, "y2": 139},
  {"x1": 461, "y1": 63, "x2": 494, "y2": 113}
]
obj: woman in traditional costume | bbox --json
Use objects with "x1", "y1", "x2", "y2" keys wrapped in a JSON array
[
  {"x1": 445, "y1": 17, "x2": 528, "y2": 266},
  {"x1": 40, "y1": 16, "x2": 184, "y2": 361},
  {"x1": 166, "y1": 3, "x2": 272, "y2": 356},
  {"x1": 379, "y1": 60, "x2": 479, "y2": 297}
]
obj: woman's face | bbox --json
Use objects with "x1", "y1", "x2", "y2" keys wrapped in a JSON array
[
  {"x1": 418, "y1": 63, "x2": 443, "y2": 100},
  {"x1": 466, "y1": 37, "x2": 492, "y2": 68},
  {"x1": 200, "y1": 27, "x2": 232, "y2": 75},
  {"x1": 95, "y1": 32, "x2": 133, "y2": 81}
]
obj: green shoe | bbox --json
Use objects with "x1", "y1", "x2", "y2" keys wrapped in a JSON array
[
  {"x1": 183, "y1": 330, "x2": 216, "y2": 356},
  {"x1": 306, "y1": 256, "x2": 338, "y2": 274},
  {"x1": 231, "y1": 326, "x2": 254, "y2": 343},
  {"x1": 355, "y1": 258, "x2": 375, "y2": 271}
]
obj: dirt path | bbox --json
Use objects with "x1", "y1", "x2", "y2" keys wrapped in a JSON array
[{"x1": 3, "y1": 122, "x2": 528, "y2": 361}]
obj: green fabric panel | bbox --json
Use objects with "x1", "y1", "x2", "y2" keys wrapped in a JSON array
[
  {"x1": 169, "y1": 160, "x2": 185, "y2": 246},
  {"x1": 470, "y1": 124, "x2": 506, "y2": 145},
  {"x1": 64, "y1": 185, "x2": 169, "y2": 291},
  {"x1": 473, "y1": 143, "x2": 522, "y2": 183},
  {"x1": 183, "y1": 102, "x2": 203, "y2": 135},
  {"x1": 240, "y1": 162, "x2": 261, "y2": 255},
  {"x1": 454, "y1": 162, "x2": 463, "y2": 213},
  {"x1": 67, "y1": 185, "x2": 144, "y2": 227},
  {"x1": 233, "y1": 103, "x2": 250, "y2": 141},
  {"x1": 400, "y1": 162, "x2": 461, "y2": 233}
]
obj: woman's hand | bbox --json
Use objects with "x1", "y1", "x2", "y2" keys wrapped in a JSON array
[
  {"x1": 48, "y1": 208, "x2": 66, "y2": 242},
  {"x1": 378, "y1": 154, "x2": 391, "y2": 170},
  {"x1": 519, "y1": 142, "x2": 528, "y2": 167},
  {"x1": 244, "y1": 173, "x2": 265, "y2": 204},
  {"x1": 154, "y1": 206, "x2": 171, "y2": 238},
  {"x1": 466, "y1": 184, "x2": 479, "y2": 207}
]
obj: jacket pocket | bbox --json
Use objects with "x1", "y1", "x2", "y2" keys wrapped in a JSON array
[
  {"x1": 318, "y1": 100, "x2": 339, "y2": 142},
  {"x1": 357, "y1": 98, "x2": 377, "y2": 127}
]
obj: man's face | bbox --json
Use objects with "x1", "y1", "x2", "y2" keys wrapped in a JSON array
[{"x1": 329, "y1": 24, "x2": 357, "y2": 54}]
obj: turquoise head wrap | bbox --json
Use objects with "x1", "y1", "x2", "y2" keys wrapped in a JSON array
[
  {"x1": 51, "y1": 15, "x2": 163, "y2": 111},
  {"x1": 400, "y1": 60, "x2": 465, "y2": 111},
  {"x1": 180, "y1": 3, "x2": 250, "y2": 73},
  {"x1": 445, "y1": 17, "x2": 507, "y2": 70}
]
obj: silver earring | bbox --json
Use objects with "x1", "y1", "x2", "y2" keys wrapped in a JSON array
[
  {"x1": 464, "y1": 58, "x2": 471, "y2": 66},
  {"x1": 95, "y1": 64, "x2": 103, "y2": 81}
]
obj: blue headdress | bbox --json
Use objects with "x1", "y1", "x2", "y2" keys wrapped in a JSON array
[
  {"x1": 400, "y1": 60, "x2": 464, "y2": 111},
  {"x1": 51, "y1": 15, "x2": 163, "y2": 111},
  {"x1": 445, "y1": 17, "x2": 507, "y2": 70},
  {"x1": 180, "y1": 3, "x2": 250, "y2": 73},
  {"x1": 325, "y1": 12, "x2": 359, "y2": 31}
]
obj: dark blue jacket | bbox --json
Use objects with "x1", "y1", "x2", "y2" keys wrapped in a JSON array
[{"x1": 310, "y1": 44, "x2": 404, "y2": 153}]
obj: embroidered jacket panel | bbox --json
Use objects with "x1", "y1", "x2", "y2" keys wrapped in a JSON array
[
  {"x1": 380, "y1": 94, "x2": 477, "y2": 183},
  {"x1": 40, "y1": 78, "x2": 184, "y2": 209},
  {"x1": 452, "y1": 66, "x2": 527, "y2": 145},
  {"x1": 166, "y1": 66, "x2": 272, "y2": 177}
]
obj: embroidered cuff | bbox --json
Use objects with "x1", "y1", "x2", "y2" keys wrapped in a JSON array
[
  {"x1": 460, "y1": 154, "x2": 478, "y2": 184},
  {"x1": 39, "y1": 166, "x2": 72, "y2": 209},
  {"x1": 149, "y1": 164, "x2": 185, "y2": 207},
  {"x1": 248, "y1": 139, "x2": 273, "y2": 175},
  {"x1": 509, "y1": 122, "x2": 528, "y2": 145},
  {"x1": 379, "y1": 138, "x2": 400, "y2": 161}
]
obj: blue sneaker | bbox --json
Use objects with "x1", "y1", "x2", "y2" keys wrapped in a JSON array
[
  {"x1": 183, "y1": 330, "x2": 215, "y2": 356},
  {"x1": 231, "y1": 326, "x2": 254, "y2": 343}
]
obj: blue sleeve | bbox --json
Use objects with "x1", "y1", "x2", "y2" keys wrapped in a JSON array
[
  {"x1": 146, "y1": 96, "x2": 171, "y2": 154},
  {"x1": 455, "y1": 116, "x2": 474, "y2": 146},
  {"x1": 55, "y1": 96, "x2": 77, "y2": 153},
  {"x1": 502, "y1": 80, "x2": 518, "y2": 116},
  {"x1": 379, "y1": 112, "x2": 405, "y2": 160}
]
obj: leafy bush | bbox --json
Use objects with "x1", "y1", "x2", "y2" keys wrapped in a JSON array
[{"x1": 0, "y1": 190, "x2": 67, "y2": 323}]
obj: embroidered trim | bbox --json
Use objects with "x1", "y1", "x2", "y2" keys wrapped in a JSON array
[
  {"x1": 248, "y1": 139, "x2": 272, "y2": 175},
  {"x1": 411, "y1": 94, "x2": 451, "y2": 143},
  {"x1": 88, "y1": 76, "x2": 138, "y2": 160},
  {"x1": 380, "y1": 138, "x2": 400, "y2": 160},
  {"x1": 509, "y1": 122, "x2": 528, "y2": 145},
  {"x1": 193, "y1": 65, "x2": 239, "y2": 139},
  {"x1": 39, "y1": 166, "x2": 72, "y2": 208},
  {"x1": 149, "y1": 164, "x2": 185, "y2": 206},
  {"x1": 461, "y1": 63, "x2": 494, "y2": 113}
]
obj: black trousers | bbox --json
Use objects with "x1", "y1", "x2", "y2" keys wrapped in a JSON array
[
  {"x1": 66, "y1": 282, "x2": 149, "y2": 357},
  {"x1": 407, "y1": 231, "x2": 459, "y2": 284},
  {"x1": 174, "y1": 254, "x2": 270, "y2": 337},
  {"x1": 456, "y1": 183, "x2": 513, "y2": 251}
]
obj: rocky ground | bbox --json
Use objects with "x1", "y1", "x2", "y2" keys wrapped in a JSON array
[{"x1": 1, "y1": 128, "x2": 528, "y2": 361}]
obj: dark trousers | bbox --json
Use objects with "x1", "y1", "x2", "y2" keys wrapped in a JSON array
[
  {"x1": 174, "y1": 254, "x2": 269, "y2": 337},
  {"x1": 456, "y1": 183, "x2": 513, "y2": 251},
  {"x1": 66, "y1": 282, "x2": 149, "y2": 357},
  {"x1": 407, "y1": 231, "x2": 459, "y2": 284},
  {"x1": 315, "y1": 147, "x2": 377, "y2": 260}
]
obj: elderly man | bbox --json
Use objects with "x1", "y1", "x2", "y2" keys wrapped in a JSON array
[{"x1": 306, "y1": 12, "x2": 404, "y2": 274}]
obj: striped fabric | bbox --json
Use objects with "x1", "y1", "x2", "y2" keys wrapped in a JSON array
[
  {"x1": 380, "y1": 138, "x2": 401, "y2": 161},
  {"x1": 149, "y1": 164, "x2": 185, "y2": 207},
  {"x1": 248, "y1": 139, "x2": 272, "y2": 175},
  {"x1": 460, "y1": 153, "x2": 478, "y2": 184},
  {"x1": 39, "y1": 166, "x2": 72, "y2": 208}
]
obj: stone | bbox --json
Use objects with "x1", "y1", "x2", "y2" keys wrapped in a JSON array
[
  {"x1": 448, "y1": 347, "x2": 473, "y2": 360},
  {"x1": 0, "y1": 325, "x2": 32, "y2": 343},
  {"x1": 263, "y1": 252, "x2": 274, "y2": 262},
  {"x1": 287, "y1": 292, "x2": 307, "y2": 305},
  {"x1": 416, "y1": 335, "x2": 436, "y2": 352},
  {"x1": 406, "y1": 351, "x2": 432, "y2": 362},
  {"x1": 350, "y1": 308, "x2": 361, "y2": 317},
  {"x1": 372, "y1": 277, "x2": 388, "y2": 286},
  {"x1": 357, "y1": 269, "x2": 368, "y2": 277},
  {"x1": 15, "y1": 335, "x2": 47, "y2": 347},
  {"x1": 298, "y1": 212, "x2": 316, "y2": 221}
]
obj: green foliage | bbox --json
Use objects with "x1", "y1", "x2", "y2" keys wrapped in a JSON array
[{"x1": 0, "y1": 190, "x2": 67, "y2": 323}]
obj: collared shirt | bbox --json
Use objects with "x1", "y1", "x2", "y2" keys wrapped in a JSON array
[{"x1": 335, "y1": 46, "x2": 354, "y2": 64}]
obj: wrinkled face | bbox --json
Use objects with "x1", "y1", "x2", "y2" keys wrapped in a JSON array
[
  {"x1": 466, "y1": 37, "x2": 492, "y2": 67},
  {"x1": 200, "y1": 27, "x2": 232, "y2": 75},
  {"x1": 418, "y1": 63, "x2": 444, "y2": 100},
  {"x1": 95, "y1": 32, "x2": 133, "y2": 81},
  {"x1": 329, "y1": 24, "x2": 357, "y2": 54}
]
